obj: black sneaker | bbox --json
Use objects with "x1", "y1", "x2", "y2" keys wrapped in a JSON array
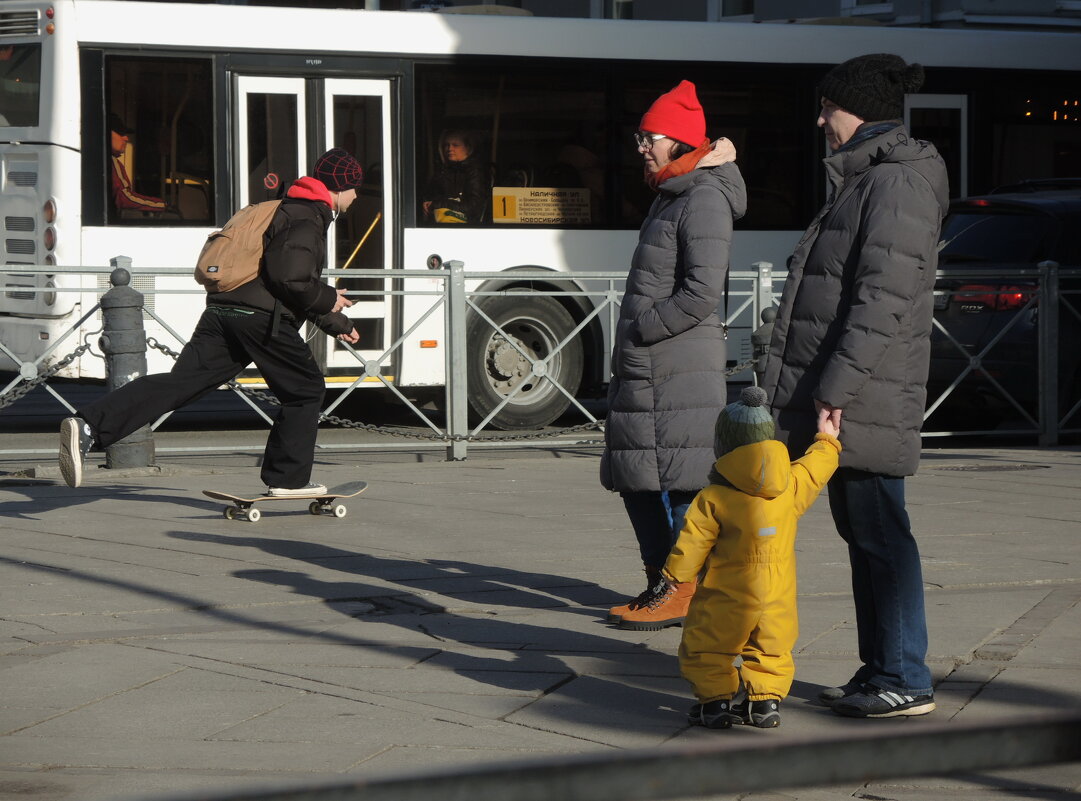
[
  {"x1": 688, "y1": 699, "x2": 740, "y2": 730},
  {"x1": 818, "y1": 679, "x2": 868, "y2": 706},
  {"x1": 732, "y1": 698, "x2": 781, "y2": 728},
  {"x1": 59, "y1": 417, "x2": 94, "y2": 488},
  {"x1": 832, "y1": 687, "x2": 935, "y2": 718}
]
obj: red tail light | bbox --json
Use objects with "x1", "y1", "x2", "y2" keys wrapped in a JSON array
[{"x1": 954, "y1": 284, "x2": 1034, "y2": 311}]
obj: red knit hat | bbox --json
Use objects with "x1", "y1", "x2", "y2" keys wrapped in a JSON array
[
  {"x1": 639, "y1": 80, "x2": 706, "y2": 147},
  {"x1": 312, "y1": 148, "x2": 364, "y2": 192}
]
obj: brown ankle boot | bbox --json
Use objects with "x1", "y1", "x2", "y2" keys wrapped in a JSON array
[
  {"x1": 617, "y1": 579, "x2": 696, "y2": 630},
  {"x1": 606, "y1": 567, "x2": 663, "y2": 623}
]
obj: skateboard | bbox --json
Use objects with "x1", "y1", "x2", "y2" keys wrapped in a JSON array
[{"x1": 203, "y1": 481, "x2": 367, "y2": 523}]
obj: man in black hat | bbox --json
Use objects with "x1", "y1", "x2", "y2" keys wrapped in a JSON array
[
  {"x1": 60, "y1": 148, "x2": 364, "y2": 496},
  {"x1": 762, "y1": 53, "x2": 949, "y2": 719},
  {"x1": 108, "y1": 112, "x2": 169, "y2": 214}
]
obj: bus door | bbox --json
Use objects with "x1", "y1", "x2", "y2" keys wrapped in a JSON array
[
  {"x1": 234, "y1": 75, "x2": 307, "y2": 206},
  {"x1": 321, "y1": 78, "x2": 394, "y2": 377},
  {"x1": 906, "y1": 94, "x2": 968, "y2": 198}
]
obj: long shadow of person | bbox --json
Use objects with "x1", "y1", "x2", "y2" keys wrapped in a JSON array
[
  {"x1": 168, "y1": 530, "x2": 625, "y2": 618},
  {"x1": 230, "y1": 564, "x2": 688, "y2": 737},
  {"x1": 167, "y1": 530, "x2": 687, "y2": 731}
]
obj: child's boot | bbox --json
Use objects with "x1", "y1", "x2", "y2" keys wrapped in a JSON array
[
  {"x1": 617, "y1": 578, "x2": 696, "y2": 630},
  {"x1": 606, "y1": 566, "x2": 663, "y2": 623},
  {"x1": 688, "y1": 698, "x2": 740, "y2": 729},
  {"x1": 732, "y1": 697, "x2": 782, "y2": 728}
]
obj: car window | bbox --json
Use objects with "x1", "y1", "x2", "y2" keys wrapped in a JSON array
[{"x1": 938, "y1": 210, "x2": 1054, "y2": 263}]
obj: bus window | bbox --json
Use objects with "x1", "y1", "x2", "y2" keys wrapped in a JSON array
[
  {"x1": 416, "y1": 60, "x2": 811, "y2": 232},
  {"x1": 331, "y1": 92, "x2": 386, "y2": 350},
  {"x1": 244, "y1": 92, "x2": 300, "y2": 206},
  {"x1": 416, "y1": 63, "x2": 609, "y2": 228},
  {"x1": 619, "y1": 67, "x2": 810, "y2": 231},
  {"x1": 0, "y1": 43, "x2": 41, "y2": 126},
  {"x1": 100, "y1": 55, "x2": 214, "y2": 225}
]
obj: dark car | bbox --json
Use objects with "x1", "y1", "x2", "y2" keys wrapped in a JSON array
[{"x1": 926, "y1": 180, "x2": 1081, "y2": 432}]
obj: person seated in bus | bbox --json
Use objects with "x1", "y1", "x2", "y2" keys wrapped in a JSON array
[
  {"x1": 58, "y1": 148, "x2": 365, "y2": 495},
  {"x1": 108, "y1": 112, "x2": 170, "y2": 215},
  {"x1": 420, "y1": 128, "x2": 489, "y2": 224}
]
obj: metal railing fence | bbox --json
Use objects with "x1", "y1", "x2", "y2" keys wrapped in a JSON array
[{"x1": 1, "y1": 260, "x2": 1079, "y2": 458}]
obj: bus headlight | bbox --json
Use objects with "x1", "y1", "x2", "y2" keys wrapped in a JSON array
[
  {"x1": 44, "y1": 198, "x2": 57, "y2": 223},
  {"x1": 44, "y1": 226, "x2": 56, "y2": 251},
  {"x1": 43, "y1": 279, "x2": 57, "y2": 306}
]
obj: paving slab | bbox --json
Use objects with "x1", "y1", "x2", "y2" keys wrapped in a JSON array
[{"x1": 1, "y1": 440, "x2": 1080, "y2": 800}]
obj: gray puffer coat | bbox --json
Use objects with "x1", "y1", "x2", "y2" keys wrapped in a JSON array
[
  {"x1": 601, "y1": 162, "x2": 747, "y2": 493},
  {"x1": 762, "y1": 124, "x2": 949, "y2": 476}
]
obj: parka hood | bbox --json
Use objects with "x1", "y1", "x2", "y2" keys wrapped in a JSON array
[
  {"x1": 660, "y1": 161, "x2": 747, "y2": 221},
  {"x1": 287, "y1": 176, "x2": 334, "y2": 208},
  {"x1": 826, "y1": 123, "x2": 949, "y2": 216},
  {"x1": 713, "y1": 439, "x2": 792, "y2": 499}
]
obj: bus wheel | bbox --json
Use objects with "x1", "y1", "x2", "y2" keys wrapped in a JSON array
[{"x1": 466, "y1": 295, "x2": 584, "y2": 430}]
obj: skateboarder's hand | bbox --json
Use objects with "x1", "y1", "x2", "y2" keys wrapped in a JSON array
[
  {"x1": 332, "y1": 289, "x2": 353, "y2": 314},
  {"x1": 338, "y1": 327, "x2": 360, "y2": 345}
]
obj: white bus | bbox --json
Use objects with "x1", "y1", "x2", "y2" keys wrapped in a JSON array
[{"x1": 1, "y1": 0, "x2": 1079, "y2": 428}]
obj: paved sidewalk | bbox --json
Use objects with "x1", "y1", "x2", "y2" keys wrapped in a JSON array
[{"x1": 1, "y1": 435, "x2": 1080, "y2": 801}]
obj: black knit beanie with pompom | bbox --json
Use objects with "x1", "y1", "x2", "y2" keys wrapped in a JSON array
[{"x1": 818, "y1": 53, "x2": 925, "y2": 122}]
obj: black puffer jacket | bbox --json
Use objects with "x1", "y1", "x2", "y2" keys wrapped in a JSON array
[
  {"x1": 762, "y1": 124, "x2": 949, "y2": 476},
  {"x1": 208, "y1": 177, "x2": 352, "y2": 336},
  {"x1": 423, "y1": 157, "x2": 489, "y2": 224},
  {"x1": 601, "y1": 161, "x2": 747, "y2": 493}
]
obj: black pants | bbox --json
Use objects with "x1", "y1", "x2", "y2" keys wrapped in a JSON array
[{"x1": 80, "y1": 306, "x2": 325, "y2": 489}]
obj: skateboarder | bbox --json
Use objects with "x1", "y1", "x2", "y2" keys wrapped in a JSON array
[{"x1": 59, "y1": 148, "x2": 364, "y2": 495}]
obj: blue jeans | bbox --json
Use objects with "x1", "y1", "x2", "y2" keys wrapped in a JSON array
[
  {"x1": 621, "y1": 490, "x2": 697, "y2": 570},
  {"x1": 828, "y1": 468, "x2": 933, "y2": 696}
]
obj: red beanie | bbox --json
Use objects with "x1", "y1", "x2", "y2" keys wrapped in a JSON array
[{"x1": 639, "y1": 80, "x2": 706, "y2": 147}]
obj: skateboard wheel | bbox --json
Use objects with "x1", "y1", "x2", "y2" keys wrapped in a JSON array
[
  {"x1": 308, "y1": 501, "x2": 322, "y2": 515},
  {"x1": 332, "y1": 504, "x2": 347, "y2": 519},
  {"x1": 247, "y1": 508, "x2": 261, "y2": 523},
  {"x1": 224, "y1": 506, "x2": 237, "y2": 520}
]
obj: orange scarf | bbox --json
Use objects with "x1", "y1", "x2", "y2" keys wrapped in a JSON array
[{"x1": 645, "y1": 139, "x2": 712, "y2": 191}]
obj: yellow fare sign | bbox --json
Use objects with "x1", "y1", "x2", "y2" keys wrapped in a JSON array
[{"x1": 491, "y1": 187, "x2": 591, "y2": 225}]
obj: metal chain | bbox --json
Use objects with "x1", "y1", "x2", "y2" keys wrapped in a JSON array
[
  {"x1": 143, "y1": 339, "x2": 756, "y2": 444},
  {"x1": 0, "y1": 341, "x2": 95, "y2": 411},
  {"x1": 726, "y1": 357, "x2": 756, "y2": 378}
]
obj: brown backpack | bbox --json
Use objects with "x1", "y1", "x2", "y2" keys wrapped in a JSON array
[{"x1": 194, "y1": 200, "x2": 282, "y2": 293}]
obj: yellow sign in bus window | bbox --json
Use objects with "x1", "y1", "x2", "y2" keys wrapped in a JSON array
[{"x1": 491, "y1": 187, "x2": 590, "y2": 225}]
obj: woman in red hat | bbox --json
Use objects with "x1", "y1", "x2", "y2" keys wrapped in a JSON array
[{"x1": 601, "y1": 80, "x2": 747, "y2": 630}]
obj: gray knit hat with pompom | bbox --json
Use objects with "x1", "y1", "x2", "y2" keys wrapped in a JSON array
[{"x1": 714, "y1": 385, "x2": 775, "y2": 457}]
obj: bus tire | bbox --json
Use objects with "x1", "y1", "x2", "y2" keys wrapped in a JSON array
[{"x1": 466, "y1": 294, "x2": 584, "y2": 430}]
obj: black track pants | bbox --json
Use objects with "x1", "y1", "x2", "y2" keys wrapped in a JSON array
[{"x1": 79, "y1": 306, "x2": 325, "y2": 489}]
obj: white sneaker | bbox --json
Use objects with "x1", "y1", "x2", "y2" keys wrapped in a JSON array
[
  {"x1": 265, "y1": 483, "x2": 328, "y2": 497},
  {"x1": 59, "y1": 417, "x2": 94, "y2": 488}
]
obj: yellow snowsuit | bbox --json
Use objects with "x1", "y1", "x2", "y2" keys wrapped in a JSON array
[{"x1": 664, "y1": 433, "x2": 840, "y2": 703}]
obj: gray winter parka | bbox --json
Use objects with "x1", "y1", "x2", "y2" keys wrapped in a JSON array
[
  {"x1": 601, "y1": 162, "x2": 747, "y2": 493},
  {"x1": 762, "y1": 124, "x2": 949, "y2": 476}
]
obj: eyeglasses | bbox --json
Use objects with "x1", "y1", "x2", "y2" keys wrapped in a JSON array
[{"x1": 634, "y1": 132, "x2": 667, "y2": 150}]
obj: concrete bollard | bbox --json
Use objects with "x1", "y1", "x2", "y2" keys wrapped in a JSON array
[
  {"x1": 751, "y1": 306, "x2": 776, "y2": 388},
  {"x1": 98, "y1": 256, "x2": 155, "y2": 469}
]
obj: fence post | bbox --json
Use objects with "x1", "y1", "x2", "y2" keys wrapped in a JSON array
[
  {"x1": 751, "y1": 261, "x2": 775, "y2": 387},
  {"x1": 1038, "y1": 260, "x2": 1060, "y2": 447},
  {"x1": 99, "y1": 256, "x2": 155, "y2": 469},
  {"x1": 445, "y1": 260, "x2": 469, "y2": 461}
]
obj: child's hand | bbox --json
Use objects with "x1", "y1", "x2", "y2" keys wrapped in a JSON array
[{"x1": 816, "y1": 401, "x2": 841, "y2": 438}]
